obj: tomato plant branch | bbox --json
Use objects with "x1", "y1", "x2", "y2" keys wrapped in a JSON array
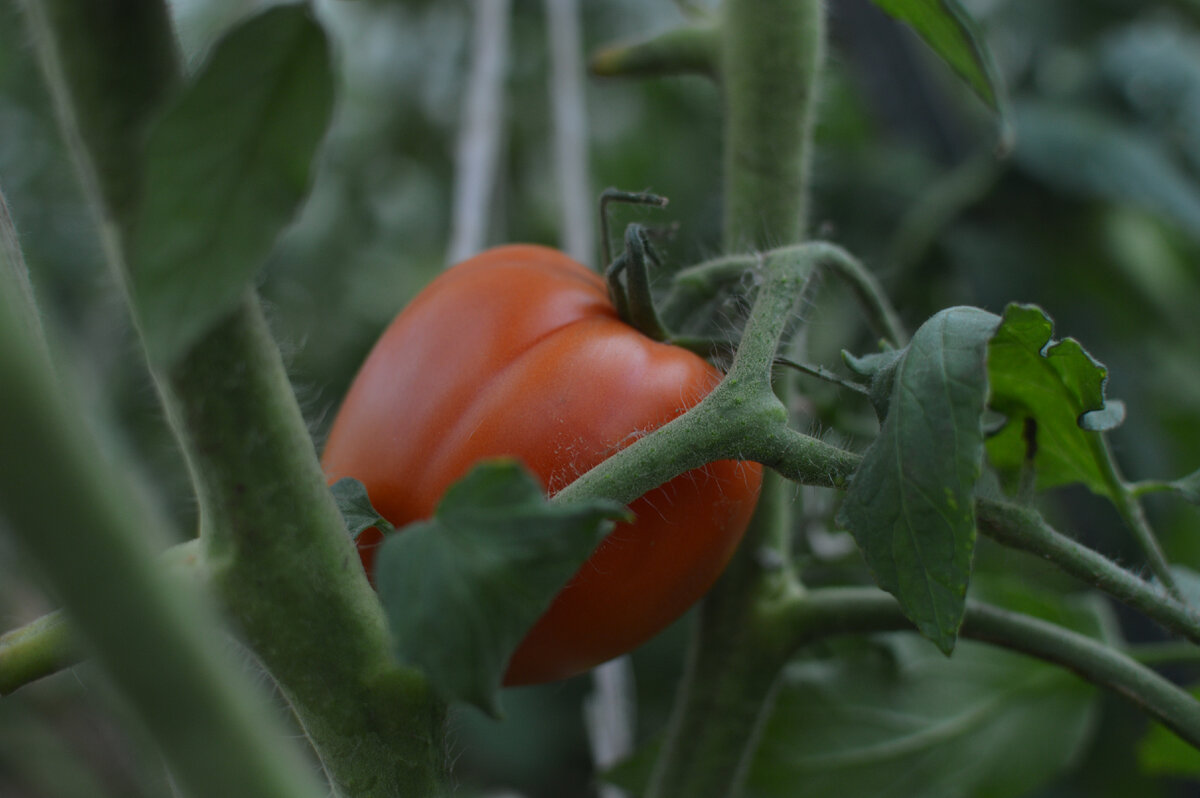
[
  {"x1": 645, "y1": 1, "x2": 827, "y2": 792},
  {"x1": 0, "y1": 538, "x2": 204, "y2": 696},
  {"x1": 1091, "y1": 434, "x2": 1181, "y2": 598},
  {"x1": 591, "y1": 25, "x2": 719, "y2": 81},
  {"x1": 977, "y1": 498, "x2": 1200, "y2": 645},
  {"x1": 780, "y1": 586, "x2": 1200, "y2": 749},
  {"x1": 164, "y1": 297, "x2": 449, "y2": 797},
  {"x1": 24, "y1": 2, "x2": 450, "y2": 794},
  {"x1": 0, "y1": 286, "x2": 327, "y2": 798}
]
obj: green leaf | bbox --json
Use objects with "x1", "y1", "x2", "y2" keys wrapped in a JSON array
[
  {"x1": 985, "y1": 304, "x2": 1123, "y2": 498},
  {"x1": 1012, "y1": 101, "x2": 1200, "y2": 242},
  {"x1": 129, "y1": 5, "x2": 334, "y2": 367},
  {"x1": 329, "y1": 477, "x2": 395, "y2": 540},
  {"x1": 744, "y1": 631, "x2": 1099, "y2": 798},
  {"x1": 838, "y1": 307, "x2": 999, "y2": 654},
  {"x1": 868, "y1": 0, "x2": 1005, "y2": 113},
  {"x1": 374, "y1": 460, "x2": 629, "y2": 716},
  {"x1": 1139, "y1": 685, "x2": 1200, "y2": 777}
]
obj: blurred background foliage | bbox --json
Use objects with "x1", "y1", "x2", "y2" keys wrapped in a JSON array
[{"x1": 2, "y1": 0, "x2": 1200, "y2": 796}]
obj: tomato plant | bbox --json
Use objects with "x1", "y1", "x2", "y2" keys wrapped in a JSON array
[{"x1": 321, "y1": 243, "x2": 763, "y2": 685}]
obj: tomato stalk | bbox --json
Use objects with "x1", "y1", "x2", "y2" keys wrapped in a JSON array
[
  {"x1": 637, "y1": 0, "x2": 827, "y2": 794},
  {"x1": 19, "y1": 1, "x2": 450, "y2": 795}
]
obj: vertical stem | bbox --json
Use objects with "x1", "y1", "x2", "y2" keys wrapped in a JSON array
[
  {"x1": 0, "y1": 262, "x2": 327, "y2": 798},
  {"x1": 721, "y1": 0, "x2": 824, "y2": 250},
  {"x1": 23, "y1": 0, "x2": 450, "y2": 793},
  {"x1": 1092, "y1": 435, "x2": 1180, "y2": 597},
  {"x1": 648, "y1": 2, "x2": 826, "y2": 796}
]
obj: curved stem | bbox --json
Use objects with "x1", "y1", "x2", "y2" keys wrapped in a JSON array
[
  {"x1": 1091, "y1": 434, "x2": 1180, "y2": 598},
  {"x1": 782, "y1": 587, "x2": 1200, "y2": 749},
  {"x1": 977, "y1": 498, "x2": 1200, "y2": 645}
]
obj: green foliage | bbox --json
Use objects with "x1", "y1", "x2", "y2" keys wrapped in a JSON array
[
  {"x1": 331, "y1": 477, "x2": 396, "y2": 540},
  {"x1": 985, "y1": 304, "x2": 1123, "y2": 497},
  {"x1": 867, "y1": 0, "x2": 1004, "y2": 113},
  {"x1": 1012, "y1": 101, "x2": 1200, "y2": 243},
  {"x1": 130, "y1": 5, "x2": 333, "y2": 367},
  {"x1": 375, "y1": 460, "x2": 628, "y2": 716},
  {"x1": 838, "y1": 307, "x2": 999, "y2": 654},
  {"x1": 744, "y1": 630, "x2": 1098, "y2": 798}
]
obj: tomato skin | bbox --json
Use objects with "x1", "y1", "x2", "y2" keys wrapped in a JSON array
[{"x1": 322, "y1": 244, "x2": 762, "y2": 685}]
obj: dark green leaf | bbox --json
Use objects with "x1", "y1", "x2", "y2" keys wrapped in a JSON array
[
  {"x1": 1013, "y1": 101, "x2": 1200, "y2": 241},
  {"x1": 375, "y1": 460, "x2": 629, "y2": 716},
  {"x1": 838, "y1": 307, "x2": 999, "y2": 654},
  {"x1": 130, "y1": 5, "x2": 334, "y2": 367},
  {"x1": 985, "y1": 304, "x2": 1122, "y2": 498},
  {"x1": 868, "y1": 0, "x2": 1005, "y2": 113},
  {"x1": 329, "y1": 477, "x2": 395, "y2": 540},
  {"x1": 744, "y1": 630, "x2": 1099, "y2": 798}
]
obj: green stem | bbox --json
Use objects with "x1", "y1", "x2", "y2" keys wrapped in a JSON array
[
  {"x1": 977, "y1": 498, "x2": 1200, "y2": 645},
  {"x1": 23, "y1": 0, "x2": 449, "y2": 793},
  {"x1": 1129, "y1": 641, "x2": 1200, "y2": 667},
  {"x1": 0, "y1": 539, "x2": 206, "y2": 696},
  {"x1": 646, "y1": 2, "x2": 827, "y2": 794},
  {"x1": 782, "y1": 587, "x2": 1200, "y2": 749},
  {"x1": 590, "y1": 25, "x2": 719, "y2": 80},
  {"x1": 721, "y1": 0, "x2": 823, "y2": 249},
  {"x1": 0, "y1": 285, "x2": 327, "y2": 798},
  {"x1": 1091, "y1": 435, "x2": 1180, "y2": 598},
  {"x1": 165, "y1": 296, "x2": 448, "y2": 797}
]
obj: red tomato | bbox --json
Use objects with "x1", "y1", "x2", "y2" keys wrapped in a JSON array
[{"x1": 322, "y1": 244, "x2": 762, "y2": 685}]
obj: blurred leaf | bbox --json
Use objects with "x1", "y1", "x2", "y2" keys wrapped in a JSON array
[
  {"x1": 838, "y1": 307, "x2": 999, "y2": 654},
  {"x1": 986, "y1": 304, "x2": 1122, "y2": 498},
  {"x1": 329, "y1": 477, "x2": 395, "y2": 540},
  {"x1": 1100, "y1": 23, "x2": 1200, "y2": 177},
  {"x1": 1139, "y1": 685, "x2": 1200, "y2": 777},
  {"x1": 1168, "y1": 469, "x2": 1200, "y2": 506},
  {"x1": 1013, "y1": 101, "x2": 1200, "y2": 241},
  {"x1": 375, "y1": 460, "x2": 628, "y2": 716},
  {"x1": 745, "y1": 631, "x2": 1099, "y2": 798},
  {"x1": 130, "y1": 5, "x2": 334, "y2": 367},
  {"x1": 867, "y1": 0, "x2": 1005, "y2": 113}
]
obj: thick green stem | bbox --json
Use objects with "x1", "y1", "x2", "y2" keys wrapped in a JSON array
[
  {"x1": 0, "y1": 284, "x2": 327, "y2": 798},
  {"x1": 783, "y1": 587, "x2": 1200, "y2": 749},
  {"x1": 646, "y1": 2, "x2": 826, "y2": 795},
  {"x1": 23, "y1": 1, "x2": 448, "y2": 793},
  {"x1": 164, "y1": 297, "x2": 448, "y2": 797},
  {"x1": 721, "y1": 0, "x2": 823, "y2": 249}
]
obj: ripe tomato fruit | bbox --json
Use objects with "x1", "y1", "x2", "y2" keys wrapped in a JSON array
[{"x1": 322, "y1": 244, "x2": 762, "y2": 685}]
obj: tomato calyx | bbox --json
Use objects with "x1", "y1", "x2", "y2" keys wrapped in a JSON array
[{"x1": 600, "y1": 189, "x2": 738, "y2": 361}]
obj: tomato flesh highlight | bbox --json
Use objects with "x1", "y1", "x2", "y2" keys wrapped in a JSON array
[{"x1": 322, "y1": 244, "x2": 762, "y2": 685}]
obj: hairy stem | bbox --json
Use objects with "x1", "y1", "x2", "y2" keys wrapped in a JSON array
[
  {"x1": 23, "y1": 1, "x2": 449, "y2": 793},
  {"x1": 977, "y1": 498, "x2": 1200, "y2": 645},
  {"x1": 1091, "y1": 434, "x2": 1180, "y2": 598},
  {"x1": 165, "y1": 297, "x2": 448, "y2": 796},
  {"x1": 0, "y1": 277, "x2": 326, "y2": 798},
  {"x1": 646, "y1": 2, "x2": 827, "y2": 795}
]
